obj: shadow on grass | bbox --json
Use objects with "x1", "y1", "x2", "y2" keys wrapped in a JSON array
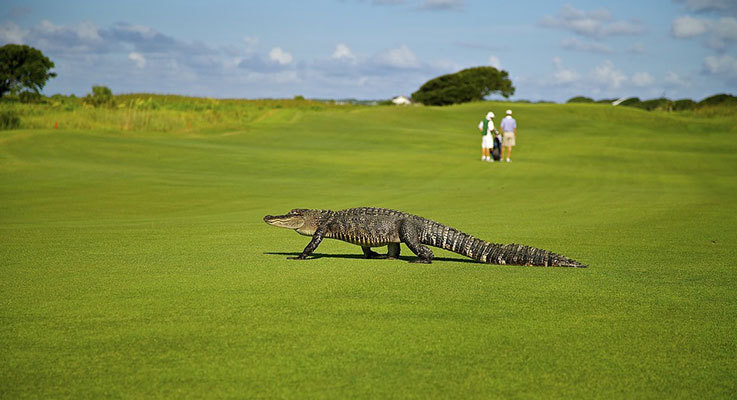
[{"x1": 264, "y1": 252, "x2": 479, "y2": 264}]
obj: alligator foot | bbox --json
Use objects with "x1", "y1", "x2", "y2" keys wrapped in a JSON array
[
  {"x1": 409, "y1": 258, "x2": 432, "y2": 264},
  {"x1": 362, "y1": 247, "x2": 387, "y2": 259}
]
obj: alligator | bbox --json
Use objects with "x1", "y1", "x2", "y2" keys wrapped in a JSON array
[{"x1": 264, "y1": 207, "x2": 587, "y2": 268}]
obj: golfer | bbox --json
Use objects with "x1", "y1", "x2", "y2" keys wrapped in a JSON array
[
  {"x1": 500, "y1": 109, "x2": 516, "y2": 162},
  {"x1": 477, "y1": 111, "x2": 496, "y2": 162}
]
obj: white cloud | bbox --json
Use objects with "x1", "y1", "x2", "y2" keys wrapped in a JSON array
[
  {"x1": 632, "y1": 72, "x2": 654, "y2": 87},
  {"x1": 561, "y1": 37, "x2": 613, "y2": 53},
  {"x1": 332, "y1": 43, "x2": 356, "y2": 61},
  {"x1": 373, "y1": 44, "x2": 419, "y2": 69},
  {"x1": 0, "y1": 21, "x2": 27, "y2": 44},
  {"x1": 372, "y1": 0, "x2": 406, "y2": 4},
  {"x1": 664, "y1": 71, "x2": 692, "y2": 87},
  {"x1": 552, "y1": 57, "x2": 579, "y2": 84},
  {"x1": 37, "y1": 19, "x2": 102, "y2": 42},
  {"x1": 268, "y1": 47, "x2": 293, "y2": 65},
  {"x1": 703, "y1": 54, "x2": 737, "y2": 79},
  {"x1": 112, "y1": 23, "x2": 158, "y2": 41},
  {"x1": 243, "y1": 36, "x2": 259, "y2": 51},
  {"x1": 674, "y1": 0, "x2": 737, "y2": 15},
  {"x1": 591, "y1": 60, "x2": 627, "y2": 89},
  {"x1": 430, "y1": 58, "x2": 460, "y2": 72},
  {"x1": 420, "y1": 0, "x2": 464, "y2": 11},
  {"x1": 128, "y1": 52, "x2": 146, "y2": 68},
  {"x1": 671, "y1": 16, "x2": 737, "y2": 49},
  {"x1": 630, "y1": 42, "x2": 646, "y2": 53},
  {"x1": 603, "y1": 20, "x2": 647, "y2": 35},
  {"x1": 488, "y1": 56, "x2": 501, "y2": 69},
  {"x1": 671, "y1": 16, "x2": 710, "y2": 37},
  {"x1": 711, "y1": 17, "x2": 737, "y2": 44},
  {"x1": 540, "y1": 5, "x2": 645, "y2": 38}
]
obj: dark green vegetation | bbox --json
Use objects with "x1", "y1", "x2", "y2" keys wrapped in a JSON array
[
  {"x1": 1, "y1": 100, "x2": 736, "y2": 398},
  {"x1": 84, "y1": 85, "x2": 115, "y2": 108},
  {"x1": 411, "y1": 66, "x2": 514, "y2": 105},
  {"x1": 0, "y1": 44, "x2": 56, "y2": 99},
  {"x1": 567, "y1": 93, "x2": 737, "y2": 114}
]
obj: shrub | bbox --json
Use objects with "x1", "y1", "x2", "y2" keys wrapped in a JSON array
[
  {"x1": 637, "y1": 98, "x2": 673, "y2": 111},
  {"x1": 18, "y1": 91, "x2": 42, "y2": 103},
  {"x1": 0, "y1": 110, "x2": 20, "y2": 130},
  {"x1": 698, "y1": 93, "x2": 737, "y2": 107},
  {"x1": 673, "y1": 99, "x2": 696, "y2": 111},
  {"x1": 619, "y1": 97, "x2": 642, "y2": 107},
  {"x1": 567, "y1": 96, "x2": 594, "y2": 103},
  {"x1": 84, "y1": 85, "x2": 115, "y2": 108}
]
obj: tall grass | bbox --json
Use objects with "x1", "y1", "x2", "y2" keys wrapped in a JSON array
[
  {"x1": 0, "y1": 94, "x2": 358, "y2": 132},
  {"x1": 5, "y1": 93, "x2": 735, "y2": 133}
]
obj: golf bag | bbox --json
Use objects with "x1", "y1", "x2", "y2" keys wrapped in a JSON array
[{"x1": 491, "y1": 133, "x2": 502, "y2": 161}]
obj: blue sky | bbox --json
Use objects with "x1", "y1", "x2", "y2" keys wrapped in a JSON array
[{"x1": 2, "y1": 0, "x2": 736, "y2": 101}]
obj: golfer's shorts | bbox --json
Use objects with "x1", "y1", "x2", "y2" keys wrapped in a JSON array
[
  {"x1": 482, "y1": 134, "x2": 494, "y2": 149},
  {"x1": 502, "y1": 132, "x2": 516, "y2": 147}
]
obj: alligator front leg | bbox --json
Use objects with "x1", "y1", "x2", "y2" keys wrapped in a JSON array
[
  {"x1": 399, "y1": 220, "x2": 433, "y2": 263},
  {"x1": 289, "y1": 226, "x2": 326, "y2": 260}
]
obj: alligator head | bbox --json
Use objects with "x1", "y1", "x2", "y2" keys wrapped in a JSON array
[{"x1": 263, "y1": 209, "x2": 323, "y2": 236}]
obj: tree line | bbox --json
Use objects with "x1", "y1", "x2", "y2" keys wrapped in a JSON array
[{"x1": 566, "y1": 94, "x2": 737, "y2": 112}]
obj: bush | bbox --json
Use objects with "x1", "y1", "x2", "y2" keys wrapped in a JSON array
[
  {"x1": 698, "y1": 93, "x2": 737, "y2": 107},
  {"x1": 673, "y1": 99, "x2": 696, "y2": 111},
  {"x1": 18, "y1": 91, "x2": 42, "y2": 103},
  {"x1": 567, "y1": 96, "x2": 594, "y2": 103},
  {"x1": 637, "y1": 98, "x2": 673, "y2": 111},
  {"x1": 619, "y1": 97, "x2": 642, "y2": 107},
  {"x1": 84, "y1": 85, "x2": 115, "y2": 108},
  {"x1": 0, "y1": 110, "x2": 20, "y2": 130}
]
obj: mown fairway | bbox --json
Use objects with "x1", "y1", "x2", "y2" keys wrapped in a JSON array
[{"x1": 1, "y1": 102, "x2": 736, "y2": 398}]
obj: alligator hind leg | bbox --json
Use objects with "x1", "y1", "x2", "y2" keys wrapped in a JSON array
[
  {"x1": 362, "y1": 246, "x2": 386, "y2": 259},
  {"x1": 399, "y1": 220, "x2": 434, "y2": 263},
  {"x1": 387, "y1": 243, "x2": 400, "y2": 260}
]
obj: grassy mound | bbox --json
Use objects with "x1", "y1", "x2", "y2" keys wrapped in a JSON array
[{"x1": 1, "y1": 101, "x2": 736, "y2": 398}]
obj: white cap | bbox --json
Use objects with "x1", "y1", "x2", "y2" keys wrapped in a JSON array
[
  {"x1": 486, "y1": 111, "x2": 495, "y2": 119},
  {"x1": 506, "y1": 109, "x2": 512, "y2": 115}
]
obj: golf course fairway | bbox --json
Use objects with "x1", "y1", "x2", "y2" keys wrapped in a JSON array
[{"x1": 1, "y1": 101, "x2": 736, "y2": 398}]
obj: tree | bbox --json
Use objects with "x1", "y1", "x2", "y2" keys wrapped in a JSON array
[
  {"x1": 411, "y1": 66, "x2": 515, "y2": 106},
  {"x1": 84, "y1": 85, "x2": 115, "y2": 107},
  {"x1": 0, "y1": 44, "x2": 56, "y2": 99}
]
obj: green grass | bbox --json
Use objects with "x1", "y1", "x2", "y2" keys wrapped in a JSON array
[{"x1": 1, "y1": 101, "x2": 736, "y2": 398}]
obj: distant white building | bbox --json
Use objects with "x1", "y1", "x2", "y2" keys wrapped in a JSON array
[
  {"x1": 392, "y1": 95, "x2": 412, "y2": 105},
  {"x1": 611, "y1": 97, "x2": 627, "y2": 106}
]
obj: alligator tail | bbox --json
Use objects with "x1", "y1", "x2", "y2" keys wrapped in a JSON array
[{"x1": 422, "y1": 222, "x2": 587, "y2": 268}]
